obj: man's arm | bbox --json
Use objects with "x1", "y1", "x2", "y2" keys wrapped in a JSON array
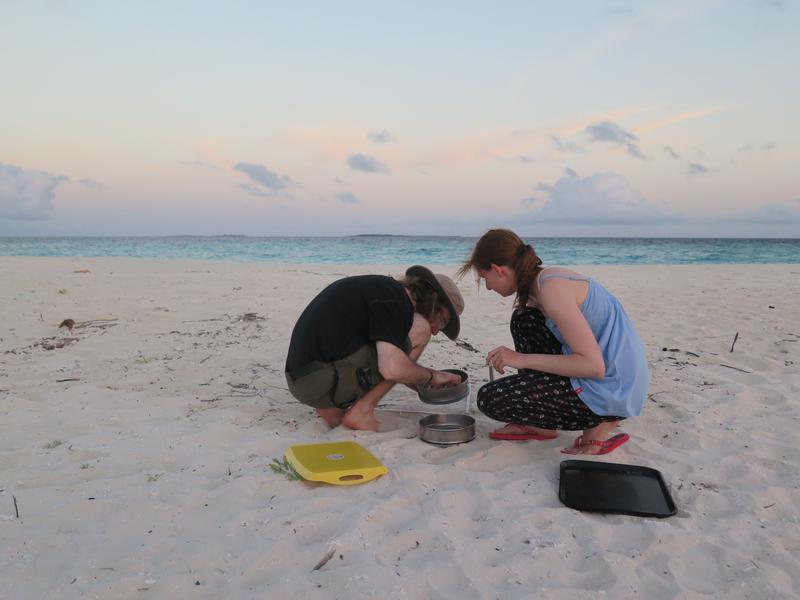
[
  {"x1": 376, "y1": 313, "x2": 460, "y2": 387},
  {"x1": 377, "y1": 341, "x2": 433, "y2": 385}
]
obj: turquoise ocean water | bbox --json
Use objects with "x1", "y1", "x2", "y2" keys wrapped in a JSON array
[{"x1": 0, "y1": 236, "x2": 798, "y2": 265}]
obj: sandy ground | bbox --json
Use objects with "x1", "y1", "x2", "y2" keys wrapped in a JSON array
[{"x1": 1, "y1": 256, "x2": 799, "y2": 599}]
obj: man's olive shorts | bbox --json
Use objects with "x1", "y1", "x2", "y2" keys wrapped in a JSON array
[
  {"x1": 286, "y1": 344, "x2": 382, "y2": 409},
  {"x1": 285, "y1": 339, "x2": 411, "y2": 410}
]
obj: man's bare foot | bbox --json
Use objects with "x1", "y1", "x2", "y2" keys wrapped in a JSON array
[
  {"x1": 316, "y1": 407, "x2": 344, "y2": 428},
  {"x1": 561, "y1": 421, "x2": 624, "y2": 455},
  {"x1": 490, "y1": 424, "x2": 558, "y2": 440},
  {"x1": 341, "y1": 405, "x2": 379, "y2": 431}
]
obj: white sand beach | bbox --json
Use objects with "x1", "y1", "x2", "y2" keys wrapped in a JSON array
[{"x1": 1, "y1": 257, "x2": 799, "y2": 599}]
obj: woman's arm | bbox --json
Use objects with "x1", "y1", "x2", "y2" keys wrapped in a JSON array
[{"x1": 487, "y1": 279, "x2": 605, "y2": 378}]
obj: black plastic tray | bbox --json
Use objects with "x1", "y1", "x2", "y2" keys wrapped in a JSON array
[{"x1": 559, "y1": 460, "x2": 677, "y2": 518}]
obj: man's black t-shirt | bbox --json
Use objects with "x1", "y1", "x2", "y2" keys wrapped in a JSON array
[{"x1": 285, "y1": 275, "x2": 414, "y2": 372}]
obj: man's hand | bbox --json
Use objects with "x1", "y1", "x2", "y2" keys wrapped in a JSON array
[{"x1": 429, "y1": 369, "x2": 461, "y2": 388}]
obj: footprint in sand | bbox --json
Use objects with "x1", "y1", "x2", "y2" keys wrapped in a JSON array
[
  {"x1": 419, "y1": 569, "x2": 484, "y2": 600},
  {"x1": 286, "y1": 511, "x2": 344, "y2": 545},
  {"x1": 373, "y1": 529, "x2": 441, "y2": 567},
  {"x1": 667, "y1": 542, "x2": 729, "y2": 595},
  {"x1": 453, "y1": 443, "x2": 541, "y2": 472},
  {"x1": 633, "y1": 551, "x2": 682, "y2": 598},
  {"x1": 435, "y1": 485, "x2": 496, "y2": 539},
  {"x1": 420, "y1": 444, "x2": 476, "y2": 465}
]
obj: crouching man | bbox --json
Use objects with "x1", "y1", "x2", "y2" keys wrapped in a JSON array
[{"x1": 285, "y1": 265, "x2": 464, "y2": 431}]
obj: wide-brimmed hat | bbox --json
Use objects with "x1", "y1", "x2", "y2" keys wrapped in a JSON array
[{"x1": 405, "y1": 265, "x2": 464, "y2": 340}]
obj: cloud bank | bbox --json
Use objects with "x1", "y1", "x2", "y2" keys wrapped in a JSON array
[
  {"x1": 336, "y1": 192, "x2": 360, "y2": 204},
  {"x1": 0, "y1": 163, "x2": 69, "y2": 221},
  {"x1": 77, "y1": 177, "x2": 104, "y2": 190},
  {"x1": 526, "y1": 170, "x2": 674, "y2": 224},
  {"x1": 687, "y1": 162, "x2": 709, "y2": 176},
  {"x1": 347, "y1": 153, "x2": 389, "y2": 174},
  {"x1": 585, "y1": 121, "x2": 647, "y2": 159},
  {"x1": 234, "y1": 162, "x2": 296, "y2": 197},
  {"x1": 663, "y1": 146, "x2": 680, "y2": 159},
  {"x1": 367, "y1": 130, "x2": 396, "y2": 144},
  {"x1": 551, "y1": 135, "x2": 584, "y2": 153},
  {"x1": 722, "y1": 199, "x2": 800, "y2": 224}
]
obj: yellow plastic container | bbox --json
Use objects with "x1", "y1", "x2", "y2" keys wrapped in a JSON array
[{"x1": 285, "y1": 441, "x2": 388, "y2": 486}]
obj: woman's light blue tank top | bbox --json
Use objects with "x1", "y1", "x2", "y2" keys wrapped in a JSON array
[{"x1": 539, "y1": 270, "x2": 650, "y2": 418}]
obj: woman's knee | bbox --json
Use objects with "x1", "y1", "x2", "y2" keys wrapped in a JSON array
[{"x1": 476, "y1": 382, "x2": 503, "y2": 416}]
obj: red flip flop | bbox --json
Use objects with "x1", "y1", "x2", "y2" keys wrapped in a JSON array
[
  {"x1": 489, "y1": 426, "x2": 558, "y2": 441},
  {"x1": 561, "y1": 433, "x2": 630, "y2": 455}
]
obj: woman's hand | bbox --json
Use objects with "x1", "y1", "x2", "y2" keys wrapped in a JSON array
[{"x1": 485, "y1": 346, "x2": 522, "y2": 374}]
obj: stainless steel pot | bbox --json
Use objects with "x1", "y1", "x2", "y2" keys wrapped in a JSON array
[
  {"x1": 417, "y1": 368, "x2": 469, "y2": 405},
  {"x1": 419, "y1": 413, "x2": 476, "y2": 445}
]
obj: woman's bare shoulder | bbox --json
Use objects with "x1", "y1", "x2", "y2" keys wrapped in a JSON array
[
  {"x1": 537, "y1": 267, "x2": 589, "y2": 307},
  {"x1": 539, "y1": 265, "x2": 586, "y2": 278}
]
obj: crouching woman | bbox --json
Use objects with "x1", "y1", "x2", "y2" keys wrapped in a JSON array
[{"x1": 459, "y1": 229, "x2": 649, "y2": 455}]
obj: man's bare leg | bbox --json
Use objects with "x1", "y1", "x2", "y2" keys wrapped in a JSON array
[
  {"x1": 343, "y1": 325, "x2": 431, "y2": 431},
  {"x1": 316, "y1": 407, "x2": 344, "y2": 428},
  {"x1": 341, "y1": 380, "x2": 395, "y2": 431}
]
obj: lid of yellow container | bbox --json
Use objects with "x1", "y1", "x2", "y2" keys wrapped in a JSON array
[{"x1": 285, "y1": 441, "x2": 388, "y2": 486}]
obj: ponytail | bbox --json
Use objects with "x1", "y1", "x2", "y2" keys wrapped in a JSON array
[
  {"x1": 512, "y1": 244, "x2": 543, "y2": 309},
  {"x1": 457, "y1": 229, "x2": 543, "y2": 309}
]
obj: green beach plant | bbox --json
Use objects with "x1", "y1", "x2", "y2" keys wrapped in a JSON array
[{"x1": 269, "y1": 457, "x2": 301, "y2": 481}]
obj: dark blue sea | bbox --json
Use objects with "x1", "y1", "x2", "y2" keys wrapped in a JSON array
[{"x1": 0, "y1": 236, "x2": 798, "y2": 265}]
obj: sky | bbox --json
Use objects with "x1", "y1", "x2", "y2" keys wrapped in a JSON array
[{"x1": 2, "y1": 0, "x2": 799, "y2": 237}]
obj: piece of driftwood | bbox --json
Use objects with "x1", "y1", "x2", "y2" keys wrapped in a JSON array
[
  {"x1": 720, "y1": 363, "x2": 751, "y2": 374},
  {"x1": 74, "y1": 318, "x2": 118, "y2": 330},
  {"x1": 312, "y1": 545, "x2": 338, "y2": 571},
  {"x1": 58, "y1": 318, "x2": 118, "y2": 332},
  {"x1": 454, "y1": 339, "x2": 480, "y2": 353},
  {"x1": 730, "y1": 332, "x2": 739, "y2": 352}
]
